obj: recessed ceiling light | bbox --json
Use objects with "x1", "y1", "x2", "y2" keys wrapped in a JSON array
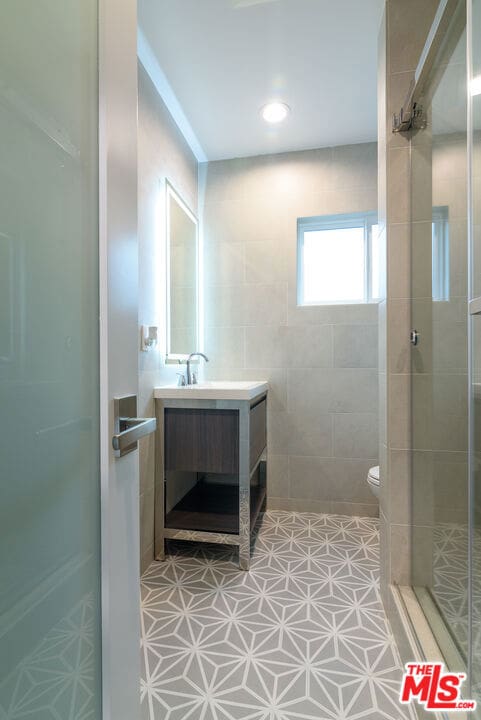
[{"x1": 261, "y1": 101, "x2": 290, "y2": 124}]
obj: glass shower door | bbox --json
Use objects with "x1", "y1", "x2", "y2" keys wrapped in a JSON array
[
  {"x1": 0, "y1": 2, "x2": 102, "y2": 718},
  {"x1": 411, "y1": 0, "x2": 469, "y2": 670},
  {"x1": 470, "y1": 0, "x2": 481, "y2": 705}
]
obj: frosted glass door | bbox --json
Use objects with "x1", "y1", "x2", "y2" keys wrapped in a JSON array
[{"x1": 0, "y1": 2, "x2": 102, "y2": 718}]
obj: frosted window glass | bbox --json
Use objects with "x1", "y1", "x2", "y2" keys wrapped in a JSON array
[{"x1": 302, "y1": 226, "x2": 365, "y2": 303}]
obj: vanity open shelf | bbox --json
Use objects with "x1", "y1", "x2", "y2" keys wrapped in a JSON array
[
  {"x1": 154, "y1": 381, "x2": 268, "y2": 569},
  {"x1": 165, "y1": 467, "x2": 266, "y2": 535}
]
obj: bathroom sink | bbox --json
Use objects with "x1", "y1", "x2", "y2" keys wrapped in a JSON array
[{"x1": 154, "y1": 380, "x2": 268, "y2": 401}]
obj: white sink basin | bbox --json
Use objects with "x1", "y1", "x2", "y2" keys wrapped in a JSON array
[{"x1": 154, "y1": 380, "x2": 268, "y2": 401}]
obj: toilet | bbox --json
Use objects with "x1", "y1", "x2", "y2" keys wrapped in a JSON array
[{"x1": 367, "y1": 465, "x2": 380, "y2": 498}]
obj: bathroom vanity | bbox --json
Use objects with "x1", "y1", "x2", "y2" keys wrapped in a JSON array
[{"x1": 154, "y1": 381, "x2": 268, "y2": 570}]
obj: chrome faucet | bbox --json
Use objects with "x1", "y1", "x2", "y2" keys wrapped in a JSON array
[{"x1": 186, "y1": 352, "x2": 209, "y2": 385}]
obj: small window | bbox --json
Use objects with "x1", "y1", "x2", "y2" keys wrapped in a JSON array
[
  {"x1": 297, "y1": 212, "x2": 380, "y2": 305},
  {"x1": 432, "y1": 206, "x2": 449, "y2": 302}
]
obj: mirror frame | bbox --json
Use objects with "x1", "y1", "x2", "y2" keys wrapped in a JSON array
[{"x1": 165, "y1": 180, "x2": 199, "y2": 363}]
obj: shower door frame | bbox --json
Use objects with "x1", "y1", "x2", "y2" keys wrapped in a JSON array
[
  {"x1": 466, "y1": 0, "x2": 474, "y2": 693},
  {"x1": 396, "y1": 0, "x2": 480, "y2": 695}
]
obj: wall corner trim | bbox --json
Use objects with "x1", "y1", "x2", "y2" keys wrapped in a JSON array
[{"x1": 137, "y1": 28, "x2": 208, "y2": 163}]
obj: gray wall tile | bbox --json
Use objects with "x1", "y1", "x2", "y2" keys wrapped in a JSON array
[
  {"x1": 288, "y1": 368, "x2": 378, "y2": 415},
  {"x1": 286, "y1": 411, "x2": 333, "y2": 456},
  {"x1": 286, "y1": 325, "x2": 333, "y2": 368},
  {"x1": 333, "y1": 324, "x2": 378, "y2": 368},
  {"x1": 267, "y1": 454, "x2": 289, "y2": 497},
  {"x1": 288, "y1": 456, "x2": 377, "y2": 506},
  {"x1": 201, "y1": 144, "x2": 379, "y2": 515},
  {"x1": 333, "y1": 413, "x2": 379, "y2": 458}
]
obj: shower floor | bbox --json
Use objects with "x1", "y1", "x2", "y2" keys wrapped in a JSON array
[
  {"x1": 140, "y1": 512, "x2": 413, "y2": 720},
  {"x1": 429, "y1": 522, "x2": 481, "y2": 696},
  {"x1": 431, "y1": 522, "x2": 470, "y2": 657}
]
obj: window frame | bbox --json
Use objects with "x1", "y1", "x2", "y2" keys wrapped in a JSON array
[{"x1": 297, "y1": 211, "x2": 379, "y2": 306}]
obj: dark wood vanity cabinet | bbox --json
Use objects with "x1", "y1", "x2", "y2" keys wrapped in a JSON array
[
  {"x1": 156, "y1": 393, "x2": 268, "y2": 570},
  {"x1": 164, "y1": 408, "x2": 240, "y2": 474},
  {"x1": 164, "y1": 398, "x2": 266, "y2": 475}
]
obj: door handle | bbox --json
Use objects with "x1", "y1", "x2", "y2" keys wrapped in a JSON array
[
  {"x1": 112, "y1": 417, "x2": 156, "y2": 453},
  {"x1": 469, "y1": 297, "x2": 481, "y2": 315},
  {"x1": 112, "y1": 395, "x2": 156, "y2": 457}
]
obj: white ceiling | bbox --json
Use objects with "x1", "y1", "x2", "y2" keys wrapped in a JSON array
[{"x1": 138, "y1": 0, "x2": 384, "y2": 161}]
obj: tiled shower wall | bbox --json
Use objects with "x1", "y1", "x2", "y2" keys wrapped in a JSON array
[
  {"x1": 200, "y1": 145, "x2": 379, "y2": 516},
  {"x1": 137, "y1": 63, "x2": 198, "y2": 572},
  {"x1": 425, "y1": 135, "x2": 469, "y2": 527}
]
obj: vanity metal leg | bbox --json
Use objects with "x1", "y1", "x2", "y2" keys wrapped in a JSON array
[
  {"x1": 155, "y1": 537, "x2": 165, "y2": 562},
  {"x1": 154, "y1": 490, "x2": 166, "y2": 560},
  {"x1": 239, "y1": 486, "x2": 250, "y2": 570},
  {"x1": 154, "y1": 402, "x2": 166, "y2": 562},
  {"x1": 238, "y1": 404, "x2": 250, "y2": 571}
]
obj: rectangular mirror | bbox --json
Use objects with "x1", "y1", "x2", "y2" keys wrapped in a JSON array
[{"x1": 166, "y1": 182, "x2": 199, "y2": 361}]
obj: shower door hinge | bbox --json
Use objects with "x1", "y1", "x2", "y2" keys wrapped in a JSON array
[
  {"x1": 410, "y1": 329, "x2": 420, "y2": 347},
  {"x1": 393, "y1": 103, "x2": 426, "y2": 134}
]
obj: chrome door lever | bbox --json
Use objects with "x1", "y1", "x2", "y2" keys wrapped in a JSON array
[
  {"x1": 469, "y1": 297, "x2": 481, "y2": 315},
  {"x1": 112, "y1": 417, "x2": 156, "y2": 454},
  {"x1": 112, "y1": 395, "x2": 156, "y2": 457}
]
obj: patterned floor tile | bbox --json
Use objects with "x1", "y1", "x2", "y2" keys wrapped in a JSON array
[{"x1": 141, "y1": 512, "x2": 414, "y2": 720}]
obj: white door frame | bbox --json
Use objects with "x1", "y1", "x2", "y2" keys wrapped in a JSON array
[{"x1": 99, "y1": 1, "x2": 141, "y2": 718}]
